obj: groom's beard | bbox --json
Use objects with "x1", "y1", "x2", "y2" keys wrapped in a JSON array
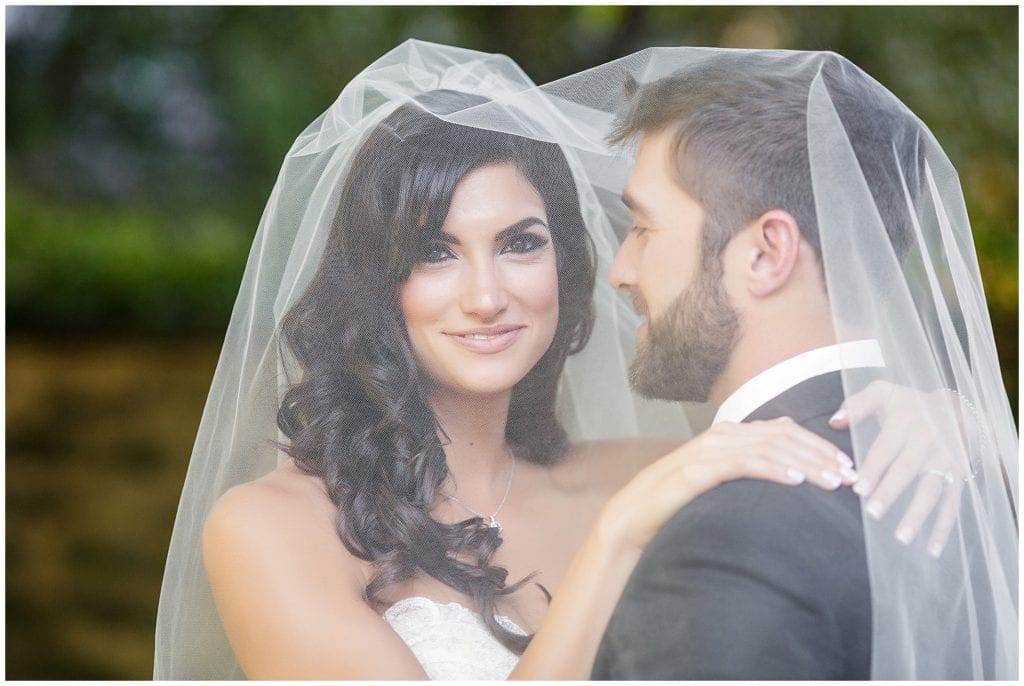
[{"x1": 629, "y1": 255, "x2": 740, "y2": 403}]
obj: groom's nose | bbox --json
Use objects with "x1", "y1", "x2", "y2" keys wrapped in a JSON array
[{"x1": 609, "y1": 234, "x2": 640, "y2": 291}]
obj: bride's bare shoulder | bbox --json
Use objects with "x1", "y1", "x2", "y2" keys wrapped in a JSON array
[
  {"x1": 208, "y1": 459, "x2": 335, "y2": 526},
  {"x1": 555, "y1": 436, "x2": 685, "y2": 494},
  {"x1": 203, "y1": 459, "x2": 364, "y2": 590}
]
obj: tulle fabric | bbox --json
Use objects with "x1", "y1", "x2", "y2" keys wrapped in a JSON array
[
  {"x1": 153, "y1": 40, "x2": 690, "y2": 679},
  {"x1": 154, "y1": 41, "x2": 1017, "y2": 679}
]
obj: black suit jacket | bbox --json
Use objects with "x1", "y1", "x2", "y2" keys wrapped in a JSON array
[{"x1": 592, "y1": 371, "x2": 875, "y2": 680}]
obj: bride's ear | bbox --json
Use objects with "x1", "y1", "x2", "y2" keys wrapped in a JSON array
[{"x1": 738, "y1": 210, "x2": 803, "y2": 298}]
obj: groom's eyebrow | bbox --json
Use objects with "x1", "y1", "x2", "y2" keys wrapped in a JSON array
[{"x1": 621, "y1": 190, "x2": 654, "y2": 219}]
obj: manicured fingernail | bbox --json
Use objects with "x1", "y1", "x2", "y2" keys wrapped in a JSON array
[
  {"x1": 840, "y1": 466, "x2": 859, "y2": 482},
  {"x1": 835, "y1": 451, "x2": 853, "y2": 468},
  {"x1": 822, "y1": 470, "x2": 842, "y2": 488},
  {"x1": 852, "y1": 479, "x2": 871, "y2": 496},
  {"x1": 895, "y1": 526, "x2": 913, "y2": 545},
  {"x1": 830, "y1": 409, "x2": 848, "y2": 425},
  {"x1": 786, "y1": 468, "x2": 806, "y2": 484},
  {"x1": 866, "y1": 500, "x2": 885, "y2": 519},
  {"x1": 928, "y1": 543, "x2": 943, "y2": 558}
]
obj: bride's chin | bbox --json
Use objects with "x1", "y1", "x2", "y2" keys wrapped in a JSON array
[
  {"x1": 428, "y1": 364, "x2": 533, "y2": 400},
  {"x1": 454, "y1": 374, "x2": 526, "y2": 398}
]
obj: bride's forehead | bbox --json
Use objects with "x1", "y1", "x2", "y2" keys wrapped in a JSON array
[
  {"x1": 451, "y1": 162, "x2": 538, "y2": 197},
  {"x1": 442, "y1": 163, "x2": 547, "y2": 230}
]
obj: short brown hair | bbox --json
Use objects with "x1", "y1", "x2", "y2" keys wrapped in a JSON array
[{"x1": 610, "y1": 52, "x2": 920, "y2": 261}]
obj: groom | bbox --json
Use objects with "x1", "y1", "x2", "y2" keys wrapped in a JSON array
[{"x1": 590, "y1": 59, "x2": 916, "y2": 680}]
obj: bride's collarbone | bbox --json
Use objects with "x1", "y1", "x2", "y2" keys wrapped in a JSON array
[{"x1": 255, "y1": 458, "x2": 584, "y2": 628}]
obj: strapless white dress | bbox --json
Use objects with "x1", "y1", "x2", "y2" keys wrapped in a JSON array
[{"x1": 383, "y1": 596, "x2": 527, "y2": 680}]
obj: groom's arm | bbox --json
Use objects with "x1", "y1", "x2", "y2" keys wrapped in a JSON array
[{"x1": 591, "y1": 479, "x2": 870, "y2": 680}]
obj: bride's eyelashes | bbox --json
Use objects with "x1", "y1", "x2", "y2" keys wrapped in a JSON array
[
  {"x1": 419, "y1": 241, "x2": 455, "y2": 264},
  {"x1": 501, "y1": 231, "x2": 549, "y2": 256}
]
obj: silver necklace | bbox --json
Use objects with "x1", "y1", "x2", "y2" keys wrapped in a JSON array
[{"x1": 443, "y1": 448, "x2": 516, "y2": 533}]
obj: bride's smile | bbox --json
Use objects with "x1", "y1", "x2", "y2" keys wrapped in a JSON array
[{"x1": 443, "y1": 324, "x2": 525, "y2": 353}]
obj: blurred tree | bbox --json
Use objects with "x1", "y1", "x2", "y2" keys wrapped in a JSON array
[{"x1": 8, "y1": 4, "x2": 1015, "y2": 402}]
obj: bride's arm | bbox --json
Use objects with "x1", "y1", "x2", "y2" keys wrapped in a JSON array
[
  {"x1": 509, "y1": 418, "x2": 852, "y2": 679},
  {"x1": 203, "y1": 480, "x2": 431, "y2": 679}
]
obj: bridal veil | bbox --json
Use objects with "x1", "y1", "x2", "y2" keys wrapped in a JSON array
[
  {"x1": 153, "y1": 40, "x2": 689, "y2": 679},
  {"x1": 154, "y1": 41, "x2": 1017, "y2": 679}
]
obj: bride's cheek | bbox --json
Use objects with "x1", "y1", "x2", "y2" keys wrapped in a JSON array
[
  {"x1": 398, "y1": 271, "x2": 460, "y2": 354},
  {"x1": 400, "y1": 271, "x2": 455, "y2": 316},
  {"x1": 515, "y1": 256, "x2": 559, "y2": 314},
  {"x1": 522, "y1": 263, "x2": 560, "y2": 344}
]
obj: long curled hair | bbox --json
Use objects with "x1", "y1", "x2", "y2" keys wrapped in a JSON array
[{"x1": 276, "y1": 90, "x2": 596, "y2": 653}]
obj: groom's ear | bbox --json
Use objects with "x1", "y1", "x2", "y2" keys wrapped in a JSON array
[{"x1": 741, "y1": 210, "x2": 803, "y2": 298}]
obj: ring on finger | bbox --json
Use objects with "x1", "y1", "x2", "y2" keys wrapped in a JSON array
[{"x1": 922, "y1": 468, "x2": 955, "y2": 485}]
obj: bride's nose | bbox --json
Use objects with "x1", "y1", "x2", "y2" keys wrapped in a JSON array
[{"x1": 459, "y1": 259, "x2": 509, "y2": 319}]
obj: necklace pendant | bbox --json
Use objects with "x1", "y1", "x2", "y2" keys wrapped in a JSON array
[{"x1": 487, "y1": 515, "x2": 502, "y2": 532}]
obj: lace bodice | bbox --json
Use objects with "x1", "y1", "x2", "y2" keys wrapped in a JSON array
[{"x1": 383, "y1": 596, "x2": 527, "y2": 680}]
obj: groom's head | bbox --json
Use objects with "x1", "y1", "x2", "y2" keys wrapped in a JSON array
[{"x1": 608, "y1": 55, "x2": 919, "y2": 404}]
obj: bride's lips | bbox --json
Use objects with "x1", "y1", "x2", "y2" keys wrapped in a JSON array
[{"x1": 444, "y1": 325, "x2": 525, "y2": 353}]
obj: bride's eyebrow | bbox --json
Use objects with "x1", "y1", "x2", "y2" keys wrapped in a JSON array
[
  {"x1": 427, "y1": 216, "x2": 548, "y2": 246},
  {"x1": 495, "y1": 217, "x2": 548, "y2": 241}
]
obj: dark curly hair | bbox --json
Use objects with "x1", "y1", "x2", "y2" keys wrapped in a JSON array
[{"x1": 276, "y1": 90, "x2": 596, "y2": 654}]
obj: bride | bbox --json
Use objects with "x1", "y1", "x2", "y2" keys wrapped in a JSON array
[{"x1": 154, "y1": 42, "x2": 1016, "y2": 680}]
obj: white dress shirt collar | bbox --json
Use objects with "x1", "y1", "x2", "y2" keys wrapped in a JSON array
[{"x1": 712, "y1": 339, "x2": 886, "y2": 425}]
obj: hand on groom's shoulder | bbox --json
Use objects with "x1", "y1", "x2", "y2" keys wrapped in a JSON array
[{"x1": 592, "y1": 477, "x2": 871, "y2": 681}]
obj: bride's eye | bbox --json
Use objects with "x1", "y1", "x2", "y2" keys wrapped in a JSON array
[
  {"x1": 502, "y1": 232, "x2": 548, "y2": 255},
  {"x1": 419, "y1": 242, "x2": 454, "y2": 264}
]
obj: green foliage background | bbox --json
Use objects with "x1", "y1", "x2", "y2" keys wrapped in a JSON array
[
  {"x1": 5, "y1": 5, "x2": 1018, "y2": 679},
  {"x1": 7, "y1": 5, "x2": 1017, "y2": 389}
]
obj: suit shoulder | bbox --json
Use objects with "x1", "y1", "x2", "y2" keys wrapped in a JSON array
[
  {"x1": 670, "y1": 478, "x2": 860, "y2": 531},
  {"x1": 646, "y1": 479, "x2": 866, "y2": 582}
]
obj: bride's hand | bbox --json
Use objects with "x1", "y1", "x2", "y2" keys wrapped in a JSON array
[
  {"x1": 597, "y1": 418, "x2": 855, "y2": 553},
  {"x1": 828, "y1": 381, "x2": 971, "y2": 556}
]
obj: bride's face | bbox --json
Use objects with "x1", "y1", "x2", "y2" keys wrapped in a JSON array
[{"x1": 399, "y1": 162, "x2": 559, "y2": 398}]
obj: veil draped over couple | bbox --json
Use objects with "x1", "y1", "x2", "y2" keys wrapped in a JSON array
[{"x1": 154, "y1": 41, "x2": 1017, "y2": 680}]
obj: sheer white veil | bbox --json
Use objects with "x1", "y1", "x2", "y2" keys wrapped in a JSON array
[
  {"x1": 153, "y1": 40, "x2": 689, "y2": 679},
  {"x1": 805, "y1": 57, "x2": 1018, "y2": 678},
  {"x1": 532, "y1": 47, "x2": 1016, "y2": 679},
  {"x1": 154, "y1": 41, "x2": 1016, "y2": 680}
]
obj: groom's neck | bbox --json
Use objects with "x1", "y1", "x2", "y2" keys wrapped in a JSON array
[{"x1": 709, "y1": 316, "x2": 838, "y2": 408}]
